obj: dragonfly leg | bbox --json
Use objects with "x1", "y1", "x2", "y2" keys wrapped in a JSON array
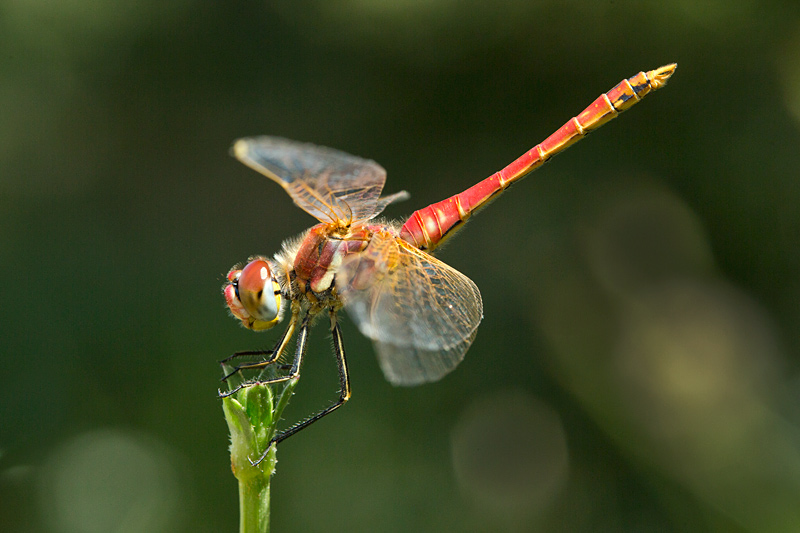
[
  {"x1": 219, "y1": 312, "x2": 310, "y2": 398},
  {"x1": 263, "y1": 310, "x2": 351, "y2": 451},
  {"x1": 219, "y1": 348, "x2": 274, "y2": 366},
  {"x1": 219, "y1": 311, "x2": 297, "y2": 382},
  {"x1": 219, "y1": 313, "x2": 304, "y2": 399},
  {"x1": 219, "y1": 349, "x2": 275, "y2": 381}
]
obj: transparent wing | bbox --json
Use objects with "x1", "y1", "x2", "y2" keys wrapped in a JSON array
[
  {"x1": 337, "y1": 231, "x2": 483, "y2": 386},
  {"x1": 233, "y1": 137, "x2": 406, "y2": 224}
]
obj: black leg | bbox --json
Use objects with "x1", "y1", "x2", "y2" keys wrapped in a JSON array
[
  {"x1": 220, "y1": 311, "x2": 310, "y2": 399},
  {"x1": 257, "y1": 310, "x2": 351, "y2": 457},
  {"x1": 219, "y1": 349, "x2": 274, "y2": 366},
  {"x1": 219, "y1": 315, "x2": 296, "y2": 382}
]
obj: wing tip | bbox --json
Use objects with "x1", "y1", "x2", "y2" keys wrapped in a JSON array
[{"x1": 230, "y1": 138, "x2": 250, "y2": 161}]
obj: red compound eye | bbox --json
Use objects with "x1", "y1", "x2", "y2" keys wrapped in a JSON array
[{"x1": 224, "y1": 260, "x2": 281, "y2": 330}]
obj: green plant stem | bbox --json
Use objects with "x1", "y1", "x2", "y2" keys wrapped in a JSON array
[
  {"x1": 222, "y1": 364, "x2": 300, "y2": 533},
  {"x1": 239, "y1": 472, "x2": 270, "y2": 533}
]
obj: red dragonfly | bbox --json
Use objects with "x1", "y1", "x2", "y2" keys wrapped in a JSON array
[{"x1": 223, "y1": 64, "x2": 676, "y2": 449}]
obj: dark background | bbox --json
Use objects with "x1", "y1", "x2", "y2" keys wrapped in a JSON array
[{"x1": 3, "y1": 1, "x2": 800, "y2": 531}]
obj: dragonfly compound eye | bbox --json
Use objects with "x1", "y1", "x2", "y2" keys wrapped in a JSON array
[{"x1": 225, "y1": 260, "x2": 282, "y2": 330}]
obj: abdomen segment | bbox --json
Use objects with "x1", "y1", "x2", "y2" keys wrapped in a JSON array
[{"x1": 399, "y1": 64, "x2": 676, "y2": 251}]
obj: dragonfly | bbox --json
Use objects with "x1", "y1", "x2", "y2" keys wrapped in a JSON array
[{"x1": 222, "y1": 63, "x2": 676, "y2": 455}]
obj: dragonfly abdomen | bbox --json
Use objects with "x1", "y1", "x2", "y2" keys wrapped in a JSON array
[{"x1": 399, "y1": 64, "x2": 676, "y2": 252}]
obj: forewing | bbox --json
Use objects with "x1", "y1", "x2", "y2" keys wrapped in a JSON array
[
  {"x1": 232, "y1": 137, "x2": 392, "y2": 224},
  {"x1": 337, "y1": 232, "x2": 483, "y2": 386}
]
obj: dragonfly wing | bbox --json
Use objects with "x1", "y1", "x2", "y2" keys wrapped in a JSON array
[
  {"x1": 371, "y1": 190, "x2": 410, "y2": 218},
  {"x1": 368, "y1": 334, "x2": 478, "y2": 387},
  {"x1": 232, "y1": 137, "x2": 391, "y2": 224},
  {"x1": 337, "y1": 231, "x2": 483, "y2": 386}
]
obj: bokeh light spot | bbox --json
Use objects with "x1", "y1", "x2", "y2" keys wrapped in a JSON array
[
  {"x1": 450, "y1": 390, "x2": 568, "y2": 523},
  {"x1": 39, "y1": 429, "x2": 181, "y2": 533}
]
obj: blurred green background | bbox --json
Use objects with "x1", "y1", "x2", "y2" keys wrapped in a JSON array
[{"x1": 3, "y1": 0, "x2": 800, "y2": 531}]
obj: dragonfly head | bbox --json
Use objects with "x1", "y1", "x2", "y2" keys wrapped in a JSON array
[{"x1": 224, "y1": 259, "x2": 282, "y2": 331}]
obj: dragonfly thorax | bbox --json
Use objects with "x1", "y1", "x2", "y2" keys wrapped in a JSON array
[{"x1": 291, "y1": 224, "x2": 373, "y2": 294}]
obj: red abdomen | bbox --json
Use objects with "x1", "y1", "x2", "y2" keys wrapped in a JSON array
[{"x1": 399, "y1": 64, "x2": 676, "y2": 252}]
